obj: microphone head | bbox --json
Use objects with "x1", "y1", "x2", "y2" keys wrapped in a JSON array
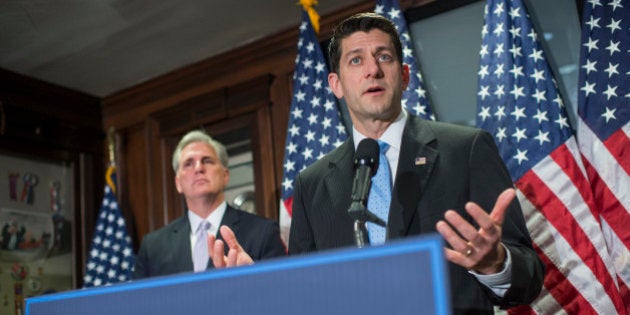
[{"x1": 354, "y1": 138, "x2": 379, "y2": 175}]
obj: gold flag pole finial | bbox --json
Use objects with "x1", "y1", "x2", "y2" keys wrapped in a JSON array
[
  {"x1": 298, "y1": 0, "x2": 320, "y2": 34},
  {"x1": 106, "y1": 127, "x2": 117, "y2": 193},
  {"x1": 107, "y1": 126, "x2": 116, "y2": 166}
]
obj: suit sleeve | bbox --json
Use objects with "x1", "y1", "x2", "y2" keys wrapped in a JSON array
[
  {"x1": 257, "y1": 220, "x2": 287, "y2": 259},
  {"x1": 133, "y1": 238, "x2": 149, "y2": 280},
  {"x1": 469, "y1": 130, "x2": 545, "y2": 307},
  {"x1": 288, "y1": 172, "x2": 317, "y2": 254}
]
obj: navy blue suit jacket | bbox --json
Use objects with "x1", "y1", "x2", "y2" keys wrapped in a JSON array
[{"x1": 289, "y1": 115, "x2": 544, "y2": 314}]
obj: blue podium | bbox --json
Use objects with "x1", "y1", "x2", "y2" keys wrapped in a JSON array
[{"x1": 26, "y1": 234, "x2": 450, "y2": 315}]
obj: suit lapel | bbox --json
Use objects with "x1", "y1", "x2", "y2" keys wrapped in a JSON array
[
  {"x1": 388, "y1": 115, "x2": 438, "y2": 239},
  {"x1": 169, "y1": 216, "x2": 194, "y2": 271},
  {"x1": 323, "y1": 140, "x2": 355, "y2": 216}
]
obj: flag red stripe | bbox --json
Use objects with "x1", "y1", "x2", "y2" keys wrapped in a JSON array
[
  {"x1": 517, "y1": 171, "x2": 625, "y2": 314},
  {"x1": 549, "y1": 144, "x2": 599, "y2": 219},
  {"x1": 283, "y1": 197, "x2": 293, "y2": 217},
  {"x1": 531, "y1": 243, "x2": 598, "y2": 314},
  {"x1": 582, "y1": 158, "x2": 630, "y2": 250},
  {"x1": 603, "y1": 128, "x2": 630, "y2": 175},
  {"x1": 619, "y1": 276, "x2": 630, "y2": 314},
  {"x1": 507, "y1": 305, "x2": 536, "y2": 315}
]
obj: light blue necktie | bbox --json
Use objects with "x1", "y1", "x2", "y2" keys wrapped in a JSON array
[
  {"x1": 193, "y1": 221, "x2": 211, "y2": 272},
  {"x1": 367, "y1": 140, "x2": 391, "y2": 245}
]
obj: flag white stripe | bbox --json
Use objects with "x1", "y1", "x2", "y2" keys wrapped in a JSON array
[
  {"x1": 577, "y1": 118, "x2": 630, "y2": 213},
  {"x1": 517, "y1": 185, "x2": 619, "y2": 314},
  {"x1": 601, "y1": 218, "x2": 630, "y2": 289}
]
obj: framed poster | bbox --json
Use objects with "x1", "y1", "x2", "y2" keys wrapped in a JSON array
[{"x1": 0, "y1": 153, "x2": 74, "y2": 315}]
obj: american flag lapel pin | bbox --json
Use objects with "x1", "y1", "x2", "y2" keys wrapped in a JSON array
[{"x1": 415, "y1": 157, "x2": 426, "y2": 165}]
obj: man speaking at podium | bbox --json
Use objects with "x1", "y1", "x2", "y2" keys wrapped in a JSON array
[
  {"x1": 286, "y1": 13, "x2": 544, "y2": 315},
  {"x1": 211, "y1": 13, "x2": 544, "y2": 315}
]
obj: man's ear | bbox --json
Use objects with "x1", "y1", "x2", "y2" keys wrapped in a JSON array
[
  {"x1": 402, "y1": 64, "x2": 410, "y2": 90},
  {"x1": 174, "y1": 174, "x2": 183, "y2": 194},
  {"x1": 328, "y1": 72, "x2": 344, "y2": 99}
]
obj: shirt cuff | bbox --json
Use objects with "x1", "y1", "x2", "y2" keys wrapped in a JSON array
[{"x1": 469, "y1": 243, "x2": 512, "y2": 297}]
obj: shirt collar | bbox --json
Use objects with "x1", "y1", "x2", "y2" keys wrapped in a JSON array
[
  {"x1": 352, "y1": 109, "x2": 407, "y2": 151},
  {"x1": 188, "y1": 201, "x2": 227, "y2": 236}
]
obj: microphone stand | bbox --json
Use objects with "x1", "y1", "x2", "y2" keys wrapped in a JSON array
[{"x1": 347, "y1": 201, "x2": 386, "y2": 248}]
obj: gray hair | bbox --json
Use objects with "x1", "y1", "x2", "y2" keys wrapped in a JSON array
[{"x1": 172, "y1": 130, "x2": 229, "y2": 174}]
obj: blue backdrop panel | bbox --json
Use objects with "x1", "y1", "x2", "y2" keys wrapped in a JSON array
[{"x1": 26, "y1": 234, "x2": 450, "y2": 315}]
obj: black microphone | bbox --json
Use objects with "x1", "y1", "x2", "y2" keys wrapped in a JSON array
[{"x1": 347, "y1": 138, "x2": 386, "y2": 247}]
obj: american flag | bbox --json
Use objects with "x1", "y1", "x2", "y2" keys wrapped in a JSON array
[
  {"x1": 476, "y1": 0, "x2": 625, "y2": 313},
  {"x1": 279, "y1": 11, "x2": 348, "y2": 244},
  {"x1": 576, "y1": 0, "x2": 630, "y2": 306},
  {"x1": 375, "y1": 0, "x2": 435, "y2": 120},
  {"x1": 83, "y1": 166, "x2": 135, "y2": 287}
]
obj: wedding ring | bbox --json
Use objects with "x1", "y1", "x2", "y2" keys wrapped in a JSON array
[{"x1": 464, "y1": 242, "x2": 473, "y2": 256}]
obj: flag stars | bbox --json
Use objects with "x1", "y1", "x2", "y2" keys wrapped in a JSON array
[
  {"x1": 509, "y1": 26, "x2": 521, "y2": 38},
  {"x1": 605, "y1": 40, "x2": 621, "y2": 55},
  {"x1": 510, "y1": 84, "x2": 526, "y2": 100},
  {"x1": 310, "y1": 96, "x2": 321, "y2": 108},
  {"x1": 302, "y1": 147, "x2": 314, "y2": 160},
  {"x1": 305, "y1": 130, "x2": 315, "y2": 142},
  {"x1": 478, "y1": 85, "x2": 491, "y2": 100},
  {"x1": 494, "y1": 85, "x2": 506, "y2": 98},
  {"x1": 298, "y1": 74, "x2": 309, "y2": 85},
  {"x1": 493, "y1": 2, "x2": 505, "y2": 16},
  {"x1": 585, "y1": 16, "x2": 600, "y2": 29},
  {"x1": 581, "y1": 81, "x2": 596, "y2": 96},
  {"x1": 493, "y1": 22, "x2": 505, "y2": 36},
  {"x1": 282, "y1": 177, "x2": 293, "y2": 191},
  {"x1": 529, "y1": 49, "x2": 544, "y2": 63},
  {"x1": 292, "y1": 107, "x2": 303, "y2": 119},
  {"x1": 606, "y1": 18, "x2": 621, "y2": 33},
  {"x1": 508, "y1": 6, "x2": 520, "y2": 19},
  {"x1": 534, "y1": 130, "x2": 551, "y2": 145},
  {"x1": 288, "y1": 125, "x2": 300, "y2": 137},
  {"x1": 513, "y1": 149, "x2": 529, "y2": 165},
  {"x1": 511, "y1": 106, "x2": 527, "y2": 121},
  {"x1": 603, "y1": 85, "x2": 618, "y2": 100},
  {"x1": 495, "y1": 106, "x2": 507, "y2": 120},
  {"x1": 284, "y1": 159, "x2": 295, "y2": 172},
  {"x1": 480, "y1": 44, "x2": 489, "y2": 57},
  {"x1": 532, "y1": 89, "x2": 547, "y2": 103},
  {"x1": 604, "y1": 63, "x2": 619, "y2": 77},
  {"x1": 496, "y1": 127, "x2": 507, "y2": 142},
  {"x1": 554, "y1": 114, "x2": 570, "y2": 129},
  {"x1": 509, "y1": 64, "x2": 524, "y2": 79},
  {"x1": 608, "y1": 0, "x2": 623, "y2": 11},
  {"x1": 494, "y1": 43, "x2": 505, "y2": 57},
  {"x1": 533, "y1": 109, "x2": 549, "y2": 124},
  {"x1": 583, "y1": 38, "x2": 599, "y2": 52},
  {"x1": 319, "y1": 134, "x2": 330, "y2": 147},
  {"x1": 478, "y1": 106, "x2": 491, "y2": 121},
  {"x1": 509, "y1": 44, "x2": 523, "y2": 58},
  {"x1": 307, "y1": 113, "x2": 319, "y2": 125},
  {"x1": 601, "y1": 107, "x2": 617, "y2": 122},
  {"x1": 582, "y1": 59, "x2": 597, "y2": 74},
  {"x1": 478, "y1": 65, "x2": 490, "y2": 79},
  {"x1": 512, "y1": 127, "x2": 528, "y2": 142},
  {"x1": 494, "y1": 63, "x2": 505, "y2": 77},
  {"x1": 530, "y1": 69, "x2": 546, "y2": 83}
]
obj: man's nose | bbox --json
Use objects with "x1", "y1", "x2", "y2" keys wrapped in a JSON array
[
  {"x1": 194, "y1": 160, "x2": 205, "y2": 172},
  {"x1": 365, "y1": 57, "x2": 382, "y2": 78}
]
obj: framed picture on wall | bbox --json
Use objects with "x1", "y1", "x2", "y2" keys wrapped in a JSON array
[{"x1": 0, "y1": 152, "x2": 75, "y2": 314}]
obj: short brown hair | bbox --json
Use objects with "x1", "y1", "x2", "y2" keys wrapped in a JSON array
[{"x1": 328, "y1": 12, "x2": 403, "y2": 74}]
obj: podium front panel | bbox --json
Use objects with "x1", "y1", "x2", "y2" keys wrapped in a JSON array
[{"x1": 27, "y1": 234, "x2": 450, "y2": 315}]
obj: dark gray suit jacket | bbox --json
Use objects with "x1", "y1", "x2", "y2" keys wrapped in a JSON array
[
  {"x1": 134, "y1": 205, "x2": 286, "y2": 279},
  {"x1": 289, "y1": 115, "x2": 544, "y2": 314}
]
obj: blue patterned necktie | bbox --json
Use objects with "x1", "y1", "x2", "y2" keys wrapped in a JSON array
[
  {"x1": 367, "y1": 140, "x2": 392, "y2": 245},
  {"x1": 193, "y1": 221, "x2": 211, "y2": 272}
]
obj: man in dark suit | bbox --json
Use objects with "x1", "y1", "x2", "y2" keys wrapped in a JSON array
[
  {"x1": 287, "y1": 13, "x2": 544, "y2": 314},
  {"x1": 133, "y1": 130, "x2": 285, "y2": 279}
]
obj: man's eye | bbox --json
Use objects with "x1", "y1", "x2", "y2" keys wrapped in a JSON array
[
  {"x1": 378, "y1": 54, "x2": 392, "y2": 62},
  {"x1": 350, "y1": 57, "x2": 361, "y2": 65}
]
